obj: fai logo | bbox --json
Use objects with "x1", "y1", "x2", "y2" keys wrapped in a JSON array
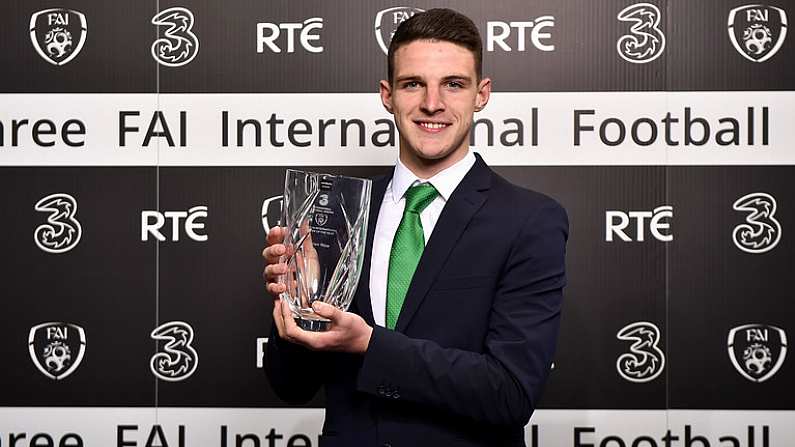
[
  {"x1": 28, "y1": 322, "x2": 86, "y2": 380},
  {"x1": 728, "y1": 5, "x2": 788, "y2": 62},
  {"x1": 29, "y1": 9, "x2": 87, "y2": 66},
  {"x1": 141, "y1": 206, "x2": 208, "y2": 242},
  {"x1": 257, "y1": 18, "x2": 324, "y2": 53},
  {"x1": 732, "y1": 192, "x2": 781, "y2": 253},
  {"x1": 728, "y1": 324, "x2": 787, "y2": 382},
  {"x1": 374, "y1": 6, "x2": 425, "y2": 54},
  {"x1": 150, "y1": 321, "x2": 198, "y2": 381},
  {"x1": 261, "y1": 195, "x2": 283, "y2": 232},
  {"x1": 151, "y1": 7, "x2": 199, "y2": 67},
  {"x1": 34, "y1": 193, "x2": 82, "y2": 253},
  {"x1": 616, "y1": 3, "x2": 666, "y2": 63},
  {"x1": 616, "y1": 321, "x2": 665, "y2": 383},
  {"x1": 487, "y1": 17, "x2": 556, "y2": 52},
  {"x1": 605, "y1": 206, "x2": 673, "y2": 242}
]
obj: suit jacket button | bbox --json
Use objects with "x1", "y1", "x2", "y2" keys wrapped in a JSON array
[
  {"x1": 382, "y1": 443, "x2": 392, "y2": 447},
  {"x1": 392, "y1": 392, "x2": 400, "y2": 399}
]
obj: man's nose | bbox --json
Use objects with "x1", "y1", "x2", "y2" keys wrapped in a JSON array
[{"x1": 420, "y1": 85, "x2": 444, "y2": 114}]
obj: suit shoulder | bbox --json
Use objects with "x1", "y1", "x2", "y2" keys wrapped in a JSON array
[{"x1": 488, "y1": 171, "x2": 566, "y2": 219}]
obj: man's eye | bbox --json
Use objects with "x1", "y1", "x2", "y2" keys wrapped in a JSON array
[
  {"x1": 446, "y1": 81, "x2": 463, "y2": 88},
  {"x1": 403, "y1": 81, "x2": 419, "y2": 88}
]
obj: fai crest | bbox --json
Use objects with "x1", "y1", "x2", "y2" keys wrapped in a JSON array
[
  {"x1": 728, "y1": 5, "x2": 788, "y2": 62},
  {"x1": 728, "y1": 324, "x2": 787, "y2": 382},
  {"x1": 29, "y1": 9, "x2": 87, "y2": 66},
  {"x1": 261, "y1": 195, "x2": 283, "y2": 233},
  {"x1": 374, "y1": 7, "x2": 425, "y2": 54},
  {"x1": 28, "y1": 322, "x2": 86, "y2": 380}
]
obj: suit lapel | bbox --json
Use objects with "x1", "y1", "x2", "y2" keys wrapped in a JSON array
[
  {"x1": 395, "y1": 155, "x2": 492, "y2": 332},
  {"x1": 352, "y1": 172, "x2": 391, "y2": 326}
]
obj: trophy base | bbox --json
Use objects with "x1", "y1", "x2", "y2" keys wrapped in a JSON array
[{"x1": 295, "y1": 317, "x2": 331, "y2": 332}]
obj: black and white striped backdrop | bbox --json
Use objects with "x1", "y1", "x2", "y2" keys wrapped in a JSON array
[{"x1": 1, "y1": 0, "x2": 793, "y2": 445}]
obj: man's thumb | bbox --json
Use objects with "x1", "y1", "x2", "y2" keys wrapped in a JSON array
[{"x1": 312, "y1": 301, "x2": 338, "y2": 318}]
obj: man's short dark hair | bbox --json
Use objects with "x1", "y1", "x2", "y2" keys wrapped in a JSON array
[{"x1": 387, "y1": 8, "x2": 483, "y2": 85}]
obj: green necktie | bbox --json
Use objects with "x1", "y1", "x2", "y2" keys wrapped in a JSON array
[{"x1": 386, "y1": 183, "x2": 439, "y2": 330}]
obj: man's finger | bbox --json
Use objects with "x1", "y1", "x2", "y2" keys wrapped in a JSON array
[
  {"x1": 262, "y1": 244, "x2": 286, "y2": 264},
  {"x1": 281, "y1": 296, "x2": 298, "y2": 330},
  {"x1": 266, "y1": 282, "x2": 286, "y2": 296},
  {"x1": 311, "y1": 301, "x2": 340, "y2": 321},
  {"x1": 264, "y1": 263, "x2": 287, "y2": 281},
  {"x1": 266, "y1": 226, "x2": 286, "y2": 246},
  {"x1": 272, "y1": 299, "x2": 287, "y2": 340}
]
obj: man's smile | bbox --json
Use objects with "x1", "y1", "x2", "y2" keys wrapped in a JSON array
[{"x1": 415, "y1": 120, "x2": 451, "y2": 132}]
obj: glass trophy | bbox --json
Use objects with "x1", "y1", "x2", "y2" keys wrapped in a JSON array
[{"x1": 278, "y1": 169, "x2": 371, "y2": 331}]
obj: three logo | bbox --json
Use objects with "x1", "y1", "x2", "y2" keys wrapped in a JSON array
[
  {"x1": 616, "y1": 3, "x2": 666, "y2": 64},
  {"x1": 151, "y1": 7, "x2": 199, "y2": 67},
  {"x1": 34, "y1": 193, "x2": 82, "y2": 253},
  {"x1": 616, "y1": 321, "x2": 666, "y2": 383},
  {"x1": 732, "y1": 192, "x2": 781, "y2": 253},
  {"x1": 150, "y1": 321, "x2": 199, "y2": 381}
]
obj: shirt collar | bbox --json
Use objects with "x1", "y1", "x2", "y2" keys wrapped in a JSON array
[{"x1": 390, "y1": 150, "x2": 477, "y2": 203}]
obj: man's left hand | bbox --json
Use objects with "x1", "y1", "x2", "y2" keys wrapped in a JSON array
[{"x1": 273, "y1": 298, "x2": 373, "y2": 354}]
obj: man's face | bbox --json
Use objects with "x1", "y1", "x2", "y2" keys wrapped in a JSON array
[{"x1": 380, "y1": 40, "x2": 491, "y2": 167}]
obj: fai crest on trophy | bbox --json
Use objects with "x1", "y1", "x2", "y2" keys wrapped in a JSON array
[
  {"x1": 374, "y1": 6, "x2": 425, "y2": 54},
  {"x1": 728, "y1": 5, "x2": 788, "y2": 62},
  {"x1": 28, "y1": 322, "x2": 86, "y2": 380},
  {"x1": 728, "y1": 323, "x2": 787, "y2": 382},
  {"x1": 29, "y1": 9, "x2": 87, "y2": 66}
]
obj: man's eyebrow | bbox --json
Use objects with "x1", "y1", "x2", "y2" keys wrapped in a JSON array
[
  {"x1": 395, "y1": 75, "x2": 422, "y2": 83},
  {"x1": 442, "y1": 75, "x2": 472, "y2": 83}
]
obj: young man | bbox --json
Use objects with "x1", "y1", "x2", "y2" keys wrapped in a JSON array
[{"x1": 262, "y1": 8, "x2": 568, "y2": 447}]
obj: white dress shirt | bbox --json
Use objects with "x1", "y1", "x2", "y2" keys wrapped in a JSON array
[{"x1": 369, "y1": 150, "x2": 477, "y2": 327}]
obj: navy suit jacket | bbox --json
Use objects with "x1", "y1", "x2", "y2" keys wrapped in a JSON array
[{"x1": 266, "y1": 154, "x2": 568, "y2": 447}]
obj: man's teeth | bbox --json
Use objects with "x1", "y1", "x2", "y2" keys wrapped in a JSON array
[{"x1": 420, "y1": 122, "x2": 447, "y2": 129}]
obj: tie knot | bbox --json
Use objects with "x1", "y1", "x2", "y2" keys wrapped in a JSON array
[{"x1": 404, "y1": 183, "x2": 439, "y2": 214}]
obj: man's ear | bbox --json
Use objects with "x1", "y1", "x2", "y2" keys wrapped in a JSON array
[
  {"x1": 379, "y1": 79, "x2": 394, "y2": 114},
  {"x1": 474, "y1": 77, "x2": 492, "y2": 112}
]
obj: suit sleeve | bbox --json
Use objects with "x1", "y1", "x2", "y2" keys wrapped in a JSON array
[
  {"x1": 264, "y1": 317, "x2": 325, "y2": 404},
  {"x1": 356, "y1": 199, "x2": 568, "y2": 426}
]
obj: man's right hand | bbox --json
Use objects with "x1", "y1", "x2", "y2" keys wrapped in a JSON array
[{"x1": 262, "y1": 226, "x2": 288, "y2": 297}]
